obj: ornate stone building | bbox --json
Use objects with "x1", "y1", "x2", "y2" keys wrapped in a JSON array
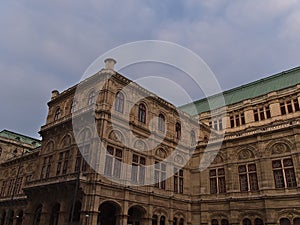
[{"x1": 0, "y1": 59, "x2": 300, "y2": 225}]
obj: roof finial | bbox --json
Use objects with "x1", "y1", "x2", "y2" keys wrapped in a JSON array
[{"x1": 104, "y1": 58, "x2": 117, "y2": 70}]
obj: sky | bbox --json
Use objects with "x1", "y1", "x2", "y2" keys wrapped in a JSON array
[{"x1": 1, "y1": 0, "x2": 300, "y2": 139}]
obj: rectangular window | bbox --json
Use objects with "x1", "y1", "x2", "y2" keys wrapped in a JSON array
[
  {"x1": 294, "y1": 99, "x2": 300, "y2": 111},
  {"x1": 0, "y1": 181, "x2": 6, "y2": 197},
  {"x1": 104, "y1": 146, "x2": 123, "y2": 178},
  {"x1": 266, "y1": 106, "x2": 271, "y2": 118},
  {"x1": 238, "y1": 164, "x2": 258, "y2": 192},
  {"x1": 14, "y1": 177, "x2": 23, "y2": 195},
  {"x1": 280, "y1": 102, "x2": 286, "y2": 115},
  {"x1": 254, "y1": 109, "x2": 259, "y2": 121},
  {"x1": 210, "y1": 168, "x2": 226, "y2": 194},
  {"x1": 174, "y1": 168, "x2": 184, "y2": 193},
  {"x1": 154, "y1": 162, "x2": 166, "y2": 189},
  {"x1": 230, "y1": 116, "x2": 234, "y2": 128},
  {"x1": 41, "y1": 155, "x2": 52, "y2": 179},
  {"x1": 131, "y1": 154, "x2": 146, "y2": 184},
  {"x1": 272, "y1": 158, "x2": 297, "y2": 188}
]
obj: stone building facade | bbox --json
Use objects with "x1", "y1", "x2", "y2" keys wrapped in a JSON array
[{"x1": 0, "y1": 60, "x2": 300, "y2": 225}]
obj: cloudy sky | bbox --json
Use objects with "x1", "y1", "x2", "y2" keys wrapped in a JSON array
[{"x1": 1, "y1": 0, "x2": 300, "y2": 139}]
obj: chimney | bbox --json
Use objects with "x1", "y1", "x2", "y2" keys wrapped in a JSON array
[
  {"x1": 51, "y1": 90, "x2": 59, "y2": 100},
  {"x1": 104, "y1": 58, "x2": 117, "y2": 70}
]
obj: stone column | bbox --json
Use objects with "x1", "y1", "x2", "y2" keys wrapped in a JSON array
[{"x1": 118, "y1": 214, "x2": 128, "y2": 225}]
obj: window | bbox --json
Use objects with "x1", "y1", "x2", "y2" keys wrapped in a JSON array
[
  {"x1": 243, "y1": 219, "x2": 251, "y2": 225},
  {"x1": 0, "y1": 147, "x2": 2, "y2": 157},
  {"x1": 253, "y1": 105, "x2": 271, "y2": 121},
  {"x1": 210, "y1": 168, "x2": 226, "y2": 194},
  {"x1": 0, "y1": 181, "x2": 6, "y2": 197},
  {"x1": 209, "y1": 118, "x2": 223, "y2": 131},
  {"x1": 175, "y1": 122, "x2": 181, "y2": 140},
  {"x1": 272, "y1": 158, "x2": 297, "y2": 188},
  {"x1": 190, "y1": 130, "x2": 196, "y2": 146},
  {"x1": 41, "y1": 156, "x2": 52, "y2": 179},
  {"x1": 174, "y1": 168, "x2": 184, "y2": 193},
  {"x1": 154, "y1": 162, "x2": 166, "y2": 189},
  {"x1": 57, "y1": 151, "x2": 70, "y2": 175},
  {"x1": 104, "y1": 146, "x2": 122, "y2": 178},
  {"x1": 229, "y1": 111, "x2": 246, "y2": 128},
  {"x1": 158, "y1": 114, "x2": 165, "y2": 132},
  {"x1": 71, "y1": 100, "x2": 77, "y2": 113},
  {"x1": 54, "y1": 108, "x2": 61, "y2": 120},
  {"x1": 88, "y1": 90, "x2": 96, "y2": 106},
  {"x1": 152, "y1": 215, "x2": 158, "y2": 225},
  {"x1": 179, "y1": 218, "x2": 184, "y2": 225},
  {"x1": 138, "y1": 103, "x2": 146, "y2": 123},
  {"x1": 115, "y1": 92, "x2": 124, "y2": 113},
  {"x1": 221, "y1": 219, "x2": 229, "y2": 225},
  {"x1": 14, "y1": 177, "x2": 23, "y2": 195},
  {"x1": 238, "y1": 164, "x2": 258, "y2": 192},
  {"x1": 212, "y1": 219, "x2": 218, "y2": 225},
  {"x1": 7, "y1": 179, "x2": 15, "y2": 196},
  {"x1": 293, "y1": 218, "x2": 300, "y2": 225},
  {"x1": 160, "y1": 216, "x2": 166, "y2": 225},
  {"x1": 280, "y1": 218, "x2": 291, "y2": 225},
  {"x1": 254, "y1": 218, "x2": 264, "y2": 225},
  {"x1": 131, "y1": 154, "x2": 146, "y2": 184},
  {"x1": 280, "y1": 97, "x2": 300, "y2": 115}
]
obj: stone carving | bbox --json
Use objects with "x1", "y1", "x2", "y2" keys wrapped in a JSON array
[
  {"x1": 156, "y1": 148, "x2": 167, "y2": 158},
  {"x1": 134, "y1": 140, "x2": 147, "y2": 151},
  {"x1": 238, "y1": 149, "x2": 254, "y2": 160},
  {"x1": 174, "y1": 155, "x2": 184, "y2": 164},
  {"x1": 271, "y1": 143, "x2": 287, "y2": 155}
]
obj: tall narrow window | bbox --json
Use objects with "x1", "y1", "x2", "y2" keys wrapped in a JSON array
[
  {"x1": 115, "y1": 92, "x2": 124, "y2": 113},
  {"x1": 104, "y1": 146, "x2": 123, "y2": 178},
  {"x1": 238, "y1": 164, "x2": 258, "y2": 191},
  {"x1": 138, "y1": 103, "x2": 146, "y2": 123},
  {"x1": 71, "y1": 100, "x2": 77, "y2": 113},
  {"x1": 174, "y1": 168, "x2": 184, "y2": 193},
  {"x1": 190, "y1": 130, "x2": 196, "y2": 146},
  {"x1": 54, "y1": 108, "x2": 61, "y2": 120},
  {"x1": 158, "y1": 114, "x2": 165, "y2": 132},
  {"x1": 273, "y1": 158, "x2": 297, "y2": 188},
  {"x1": 41, "y1": 156, "x2": 52, "y2": 179},
  {"x1": 243, "y1": 219, "x2": 252, "y2": 225},
  {"x1": 88, "y1": 91, "x2": 96, "y2": 106},
  {"x1": 175, "y1": 123, "x2": 181, "y2": 140},
  {"x1": 254, "y1": 218, "x2": 264, "y2": 225},
  {"x1": 131, "y1": 154, "x2": 146, "y2": 184},
  {"x1": 0, "y1": 181, "x2": 6, "y2": 197},
  {"x1": 210, "y1": 168, "x2": 226, "y2": 194},
  {"x1": 154, "y1": 162, "x2": 166, "y2": 189}
]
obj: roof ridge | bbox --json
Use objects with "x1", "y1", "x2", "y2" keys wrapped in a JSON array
[{"x1": 0, "y1": 129, "x2": 41, "y2": 142}]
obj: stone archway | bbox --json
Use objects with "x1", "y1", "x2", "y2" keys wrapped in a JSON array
[
  {"x1": 128, "y1": 205, "x2": 146, "y2": 225},
  {"x1": 97, "y1": 201, "x2": 121, "y2": 225}
]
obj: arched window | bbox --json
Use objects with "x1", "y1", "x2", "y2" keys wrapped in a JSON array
[
  {"x1": 33, "y1": 205, "x2": 42, "y2": 225},
  {"x1": 190, "y1": 130, "x2": 196, "y2": 145},
  {"x1": 173, "y1": 218, "x2": 177, "y2": 225},
  {"x1": 49, "y1": 203, "x2": 60, "y2": 225},
  {"x1": 0, "y1": 211, "x2": 6, "y2": 225},
  {"x1": 160, "y1": 216, "x2": 166, "y2": 225},
  {"x1": 152, "y1": 215, "x2": 158, "y2": 225},
  {"x1": 16, "y1": 211, "x2": 23, "y2": 225},
  {"x1": 69, "y1": 201, "x2": 82, "y2": 223},
  {"x1": 175, "y1": 122, "x2": 181, "y2": 140},
  {"x1": 115, "y1": 92, "x2": 124, "y2": 113},
  {"x1": 88, "y1": 90, "x2": 96, "y2": 106},
  {"x1": 7, "y1": 210, "x2": 14, "y2": 225},
  {"x1": 254, "y1": 218, "x2": 264, "y2": 225},
  {"x1": 71, "y1": 100, "x2": 77, "y2": 113},
  {"x1": 54, "y1": 108, "x2": 61, "y2": 120},
  {"x1": 280, "y1": 218, "x2": 291, "y2": 225},
  {"x1": 158, "y1": 114, "x2": 165, "y2": 132},
  {"x1": 212, "y1": 219, "x2": 218, "y2": 225},
  {"x1": 243, "y1": 218, "x2": 252, "y2": 225},
  {"x1": 138, "y1": 103, "x2": 146, "y2": 123},
  {"x1": 293, "y1": 218, "x2": 300, "y2": 225},
  {"x1": 221, "y1": 219, "x2": 229, "y2": 225},
  {"x1": 179, "y1": 218, "x2": 184, "y2": 225}
]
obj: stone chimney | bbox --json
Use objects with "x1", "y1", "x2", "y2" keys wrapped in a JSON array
[
  {"x1": 51, "y1": 90, "x2": 59, "y2": 100},
  {"x1": 104, "y1": 58, "x2": 117, "y2": 70}
]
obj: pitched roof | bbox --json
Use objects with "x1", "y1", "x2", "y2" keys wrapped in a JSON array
[
  {"x1": 179, "y1": 66, "x2": 300, "y2": 115},
  {"x1": 0, "y1": 129, "x2": 41, "y2": 147}
]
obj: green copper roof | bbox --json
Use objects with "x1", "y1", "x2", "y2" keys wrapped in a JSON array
[
  {"x1": 180, "y1": 66, "x2": 300, "y2": 115},
  {"x1": 0, "y1": 130, "x2": 41, "y2": 147}
]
